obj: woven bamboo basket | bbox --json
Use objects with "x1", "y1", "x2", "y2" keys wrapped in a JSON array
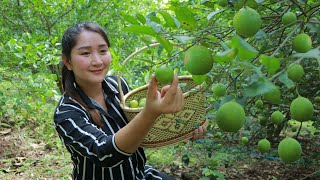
[{"x1": 117, "y1": 43, "x2": 207, "y2": 148}]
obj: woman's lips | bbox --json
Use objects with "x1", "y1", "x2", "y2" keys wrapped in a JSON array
[{"x1": 90, "y1": 69, "x2": 103, "y2": 74}]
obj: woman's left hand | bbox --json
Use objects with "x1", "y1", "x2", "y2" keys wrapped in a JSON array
[{"x1": 190, "y1": 120, "x2": 208, "y2": 141}]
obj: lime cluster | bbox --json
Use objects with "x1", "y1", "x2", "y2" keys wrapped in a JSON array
[{"x1": 129, "y1": 98, "x2": 146, "y2": 108}]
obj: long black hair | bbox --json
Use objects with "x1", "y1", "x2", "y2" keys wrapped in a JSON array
[{"x1": 61, "y1": 21, "x2": 111, "y2": 127}]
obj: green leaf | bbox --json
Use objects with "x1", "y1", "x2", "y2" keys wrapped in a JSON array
[
  {"x1": 149, "y1": 15, "x2": 162, "y2": 24},
  {"x1": 146, "y1": 12, "x2": 160, "y2": 24},
  {"x1": 123, "y1": 14, "x2": 140, "y2": 25},
  {"x1": 243, "y1": 80, "x2": 277, "y2": 97},
  {"x1": 214, "y1": 48, "x2": 238, "y2": 64},
  {"x1": 231, "y1": 35, "x2": 259, "y2": 61},
  {"x1": 123, "y1": 25, "x2": 157, "y2": 36},
  {"x1": 202, "y1": 0, "x2": 215, "y2": 8},
  {"x1": 207, "y1": 10, "x2": 224, "y2": 21},
  {"x1": 159, "y1": 11, "x2": 176, "y2": 27},
  {"x1": 296, "y1": 0, "x2": 307, "y2": 4},
  {"x1": 306, "y1": 20, "x2": 319, "y2": 33},
  {"x1": 292, "y1": 46, "x2": 320, "y2": 60},
  {"x1": 192, "y1": 74, "x2": 207, "y2": 85},
  {"x1": 259, "y1": 55, "x2": 280, "y2": 75},
  {"x1": 235, "y1": 0, "x2": 258, "y2": 10},
  {"x1": 140, "y1": 35, "x2": 155, "y2": 44},
  {"x1": 172, "y1": 35, "x2": 195, "y2": 44},
  {"x1": 174, "y1": 6, "x2": 197, "y2": 30},
  {"x1": 237, "y1": 61, "x2": 265, "y2": 77},
  {"x1": 279, "y1": 71, "x2": 295, "y2": 89},
  {"x1": 149, "y1": 21, "x2": 162, "y2": 33},
  {"x1": 156, "y1": 36, "x2": 173, "y2": 54},
  {"x1": 135, "y1": 13, "x2": 146, "y2": 24},
  {"x1": 14, "y1": 53, "x2": 24, "y2": 58}
]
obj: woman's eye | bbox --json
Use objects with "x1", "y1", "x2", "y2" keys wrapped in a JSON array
[
  {"x1": 100, "y1": 49, "x2": 108, "y2": 54},
  {"x1": 81, "y1": 52, "x2": 90, "y2": 56}
]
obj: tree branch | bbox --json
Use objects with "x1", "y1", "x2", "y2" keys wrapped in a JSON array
[
  {"x1": 50, "y1": 5, "x2": 76, "y2": 29},
  {"x1": 16, "y1": 0, "x2": 33, "y2": 33},
  {"x1": 0, "y1": 10, "x2": 18, "y2": 26},
  {"x1": 290, "y1": 0, "x2": 307, "y2": 17}
]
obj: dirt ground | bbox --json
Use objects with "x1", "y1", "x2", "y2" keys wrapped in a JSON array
[{"x1": 1, "y1": 128, "x2": 319, "y2": 180}]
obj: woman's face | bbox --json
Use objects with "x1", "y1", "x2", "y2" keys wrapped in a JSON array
[{"x1": 65, "y1": 30, "x2": 111, "y2": 86}]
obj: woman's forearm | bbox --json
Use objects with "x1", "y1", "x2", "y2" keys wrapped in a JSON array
[{"x1": 114, "y1": 108, "x2": 159, "y2": 153}]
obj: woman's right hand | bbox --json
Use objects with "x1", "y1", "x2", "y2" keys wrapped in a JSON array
[
  {"x1": 143, "y1": 73, "x2": 184, "y2": 118},
  {"x1": 115, "y1": 73, "x2": 184, "y2": 152}
]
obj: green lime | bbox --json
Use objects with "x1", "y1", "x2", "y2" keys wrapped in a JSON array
[
  {"x1": 258, "y1": 138, "x2": 271, "y2": 153},
  {"x1": 155, "y1": 64, "x2": 174, "y2": 84},
  {"x1": 184, "y1": 45, "x2": 214, "y2": 75},
  {"x1": 271, "y1": 111, "x2": 284, "y2": 125},
  {"x1": 290, "y1": 96, "x2": 314, "y2": 122},
  {"x1": 278, "y1": 137, "x2": 302, "y2": 163},
  {"x1": 138, "y1": 98, "x2": 146, "y2": 107},
  {"x1": 263, "y1": 87, "x2": 281, "y2": 104},
  {"x1": 293, "y1": 33, "x2": 312, "y2": 53},
  {"x1": 216, "y1": 101, "x2": 246, "y2": 132},
  {"x1": 255, "y1": 99, "x2": 263, "y2": 108},
  {"x1": 129, "y1": 99, "x2": 139, "y2": 108},
  {"x1": 241, "y1": 137, "x2": 249, "y2": 145},
  {"x1": 281, "y1": 12, "x2": 297, "y2": 26},
  {"x1": 287, "y1": 64, "x2": 305, "y2": 82},
  {"x1": 233, "y1": 7, "x2": 262, "y2": 37},
  {"x1": 212, "y1": 83, "x2": 227, "y2": 97}
]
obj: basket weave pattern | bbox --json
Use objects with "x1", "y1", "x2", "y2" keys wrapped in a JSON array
[{"x1": 121, "y1": 76, "x2": 206, "y2": 148}]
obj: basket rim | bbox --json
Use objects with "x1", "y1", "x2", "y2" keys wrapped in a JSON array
[{"x1": 120, "y1": 75, "x2": 204, "y2": 112}]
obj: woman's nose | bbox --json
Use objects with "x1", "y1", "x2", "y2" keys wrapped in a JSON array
[{"x1": 91, "y1": 53, "x2": 103, "y2": 64}]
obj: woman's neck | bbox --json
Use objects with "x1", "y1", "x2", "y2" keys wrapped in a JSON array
[{"x1": 76, "y1": 80, "x2": 104, "y2": 100}]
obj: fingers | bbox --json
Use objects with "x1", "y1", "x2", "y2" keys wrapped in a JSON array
[
  {"x1": 161, "y1": 74, "x2": 183, "y2": 104},
  {"x1": 166, "y1": 73, "x2": 179, "y2": 95},
  {"x1": 174, "y1": 87, "x2": 184, "y2": 111},
  {"x1": 146, "y1": 73, "x2": 184, "y2": 114},
  {"x1": 191, "y1": 124, "x2": 206, "y2": 141},
  {"x1": 160, "y1": 85, "x2": 170, "y2": 98},
  {"x1": 146, "y1": 75, "x2": 159, "y2": 99}
]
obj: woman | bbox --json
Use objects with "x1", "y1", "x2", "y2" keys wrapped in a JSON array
[{"x1": 53, "y1": 21, "x2": 205, "y2": 179}]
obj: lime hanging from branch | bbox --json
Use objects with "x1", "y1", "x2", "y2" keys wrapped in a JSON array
[
  {"x1": 233, "y1": 7, "x2": 262, "y2": 37},
  {"x1": 216, "y1": 101, "x2": 246, "y2": 132},
  {"x1": 184, "y1": 45, "x2": 214, "y2": 75},
  {"x1": 155, "y1": 64, "x2": 174, "y2": 85}
]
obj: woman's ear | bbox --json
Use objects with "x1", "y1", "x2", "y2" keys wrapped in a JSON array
[{"x1": 62, "y1": 54, "x2": 72, "y2": 70}]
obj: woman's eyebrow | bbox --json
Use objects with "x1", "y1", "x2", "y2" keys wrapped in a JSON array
[{"x1": 77, "y1": 44, "x2": 108, "y2": 50}]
